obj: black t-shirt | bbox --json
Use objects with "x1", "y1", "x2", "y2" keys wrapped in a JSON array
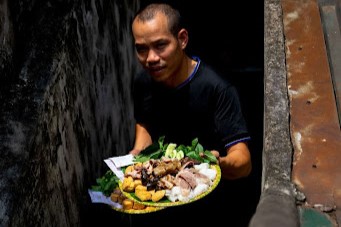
[{"x1": 133, "y1": 57, "x2": 250, "y2": 154}]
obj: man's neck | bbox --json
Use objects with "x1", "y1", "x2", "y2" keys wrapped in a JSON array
[{"x1": 165, "y1": 56, "x2": 197, "y2": 88}]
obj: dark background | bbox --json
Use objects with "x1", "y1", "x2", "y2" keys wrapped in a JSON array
[
  {"x1": 139, "y1": 1, "x2": 264, "y2": 225},
  {"x1": 139, "y1": 0, "x2": 264, "y2": 194}
]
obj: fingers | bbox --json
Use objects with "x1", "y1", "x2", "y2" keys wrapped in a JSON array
[
  {"x1": 211, "y1": 150, "x2": 220, "y2": 159},
  {"x1": 129, "y1": 148, "x2": 141, "y2": 156}
]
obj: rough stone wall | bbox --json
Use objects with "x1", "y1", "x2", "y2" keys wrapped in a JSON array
[
  {"x1": 0, "y1": 0, "x2": 139, "y2": 226},
  {"x1": 249, "y1": 0, "x2": 299, "y2": 226},
  {"x1": 0, "y1": 0, "x2": 14, "y2": 81}
]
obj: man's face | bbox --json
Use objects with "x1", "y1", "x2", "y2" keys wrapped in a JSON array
[{"x1": 132, "y1": 13, "x2": 184, "y2": 83}]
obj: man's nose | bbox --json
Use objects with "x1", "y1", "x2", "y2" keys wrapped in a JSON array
[{"x1": 146, "y1": 49, "x2": 159, "y2": 63}]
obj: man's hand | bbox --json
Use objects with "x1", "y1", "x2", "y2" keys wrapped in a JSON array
[
  {"x1": 211, "y1": 142, "x2": 252, "y2": 180},
  {"x1": 130, "y1": 123, "x2": 152, "y2": 156},
  {"x1": 129, "y1": 148, "x2": 142, "y2": 156}
]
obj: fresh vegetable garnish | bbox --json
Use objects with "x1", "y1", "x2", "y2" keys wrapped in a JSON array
[
  {"x1": 91, "y1": 170, "x2": 119, "y2": 196},
  {"x1": 133, "y1": 136, "x2": 218, "y2": 164}
]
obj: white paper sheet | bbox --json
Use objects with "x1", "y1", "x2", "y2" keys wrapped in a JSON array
[{"x1": 88, "y1": 189, "x2": 122, "y2": 209}]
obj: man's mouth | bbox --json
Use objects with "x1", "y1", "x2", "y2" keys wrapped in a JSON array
[
  {"x1": 149, "y1": 66, "x2": 163, "y2": 72},
  {"x1": 148, "y1": 66, "x2": 165, "y2": 75}
]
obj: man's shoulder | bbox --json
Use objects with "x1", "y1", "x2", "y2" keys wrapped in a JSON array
[{"x1": 197, "y1": 61, "x2": 232, "y2": 88}]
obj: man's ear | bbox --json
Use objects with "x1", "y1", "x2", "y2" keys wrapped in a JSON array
[{"x1": 177, "y1": 28, "x2": 189, "y2": 49}]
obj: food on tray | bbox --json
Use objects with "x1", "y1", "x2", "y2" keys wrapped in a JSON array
[
  {"x1": 110, "y1": 187, "x2": 160, "y2": 212},
  {"x1": 122, "y1": 198, "x2": 134, "y2": 210},
  {"x1": 91, "y1": 170, "x2": 162, "y2": 213},
  {"x1": 121, "y1": 159, "x2": 218, "y2": 203},
  {"x1": 152, "y1": 189, "x2": 166, "y2": 202},
  {"x1": 133, "y1": 136, "x2": 218, "y2": 164},
  {"x1": 91, "y1": 136, "x2": 220, "y2": 212},
  {"x1": 121, "y1": 137, "x2": 220, "y2": 205},
  {"x1": 135, "y1": 187, "x2": 152, "y2": 201}
]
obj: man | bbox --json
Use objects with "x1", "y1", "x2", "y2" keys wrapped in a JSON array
[{"x1": 130, "y1": 3, "x2": 252, "y2": 180}]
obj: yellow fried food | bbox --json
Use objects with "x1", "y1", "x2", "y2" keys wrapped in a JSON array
[
  {"x1": 110, "y1": 187, "x2": 123, "y2": 202},
  {"x1": 151, "y1": 190, "x2": 166, "y2": 202},
  {"x1": 122, "y1": 176, "x2": 135, "y2": 192},
  {"x1": 135, "y1": 162, "x2": 143, "y2": 168},
  {"x1": 133, "y1": 202, "x2": 146, "y2": 210},
  {"x1": 118, "y1": 194, "x2": 126, "y2": 204},
  {"x1": 135, "y1": 190, "x2": 152, "y2": 201},
  {"x1": 122, "y1": 199, "x2": 134, "y2": 210},
  {"x1": 125, "y1": 165, "x2": 134, "y2": 173},
  {"x1": 110, "y1": 193, "x2": 120, "y2": 202},
  {"x1": 133, "y1": 179, "x2": 142, "y2": 187},
  {"x1": 145, "y1": 206, "x2": 158, "y2": 211},
  {"x1": 135, "y1": 185, "x2": 147, "y2": 192}
]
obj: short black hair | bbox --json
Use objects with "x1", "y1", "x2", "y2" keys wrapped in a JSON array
[{"x1": 133, "y1": 3, "x2": 182, "y2": 37}]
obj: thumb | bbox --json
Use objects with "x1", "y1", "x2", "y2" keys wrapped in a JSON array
[{"x1": 211, "y1": 150, "x2": 220, "y2": 159}]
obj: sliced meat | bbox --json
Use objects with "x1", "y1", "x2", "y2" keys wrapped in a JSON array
[
  {"x1": 176, "y1": 169, "x2": 197, "y2": 189},
  {"x1": 194, "y1": 172, "x2": 211, "y2": 185}
]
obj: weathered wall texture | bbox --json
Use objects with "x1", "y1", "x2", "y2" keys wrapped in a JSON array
[
  {"x1": 249, "y1": 0, "x2": 300, "y2": 226},
  {"x1": 0, "y1": 0, "x2": 139, "y2": 226}
]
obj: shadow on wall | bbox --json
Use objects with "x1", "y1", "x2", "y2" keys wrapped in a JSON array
[{"x1": 0, "y1": 0, "x2": 139, "y2": 226}]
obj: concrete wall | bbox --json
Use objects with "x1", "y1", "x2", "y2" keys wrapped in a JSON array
[
  {"x1": 249, "y1": 0, "x2": 300, "y2": 226},
  {"x1": 0, "y1": 0, "x2": 139, "y2": 226}
]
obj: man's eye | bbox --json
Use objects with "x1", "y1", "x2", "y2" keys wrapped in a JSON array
[
  {"x1": 155, "y1": 43, "x2": 166, "y2": 50},
  {"x1": 136, "y1": 46, "x2": 148, "y2": 53}
]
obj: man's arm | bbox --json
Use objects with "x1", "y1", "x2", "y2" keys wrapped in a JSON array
[
  {"x1": 129, "y1": 123, "x2": 153, "y2": 156},
  {"x1": 212, "y1": 142, "x2": 252, "y2": 180}
]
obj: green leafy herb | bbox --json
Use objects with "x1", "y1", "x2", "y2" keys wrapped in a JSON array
[
  {"x1": 133, "y1": 137, "x2": 218, "y2": 164},
  {"x1": 91, "y1": 170, "x2": 119, "y2": 197}
]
